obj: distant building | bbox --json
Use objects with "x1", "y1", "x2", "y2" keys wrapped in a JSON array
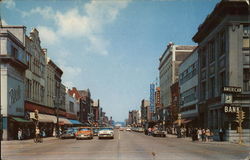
[
  {"x1": 140, "y1": 99, "x2": 150, "y2": 127},
  {"x1": 179, "y1": 48, "x2": 198, "y2": 127},
  {"x1": 78, "y1": 89, "x2": 92, "y2": 124},
  {"x1": 159, "y1": 42, "x2": 196, "y2": 127}
]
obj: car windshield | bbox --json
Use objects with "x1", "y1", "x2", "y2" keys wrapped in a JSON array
[{"x1": 79, "y1": 128, "x2": 90, "y2": 131}]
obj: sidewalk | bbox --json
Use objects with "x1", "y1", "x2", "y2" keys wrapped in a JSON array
[
  {"x1": 1, "y1": 137, "x2": 58, "y2": 145},
  {"x1": 165, "y1": 134, "x2": 250, "y2": 147}
]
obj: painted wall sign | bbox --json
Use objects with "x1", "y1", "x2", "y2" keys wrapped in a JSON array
[{"x1": 9, "y1": 85, "x2": 21, "y2": 106}]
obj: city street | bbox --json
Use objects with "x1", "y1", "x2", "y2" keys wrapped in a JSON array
[{"x1": 1, "y1": 130, "x2": 249, "y2": 160}]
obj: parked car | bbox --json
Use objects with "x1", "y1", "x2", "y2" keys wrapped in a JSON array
[
  {"x1": 75, "y1": 127, "x2": 93, "y2": 140},
  {"x1": 126, "y1": 128, "x2": 131, "y2": 131},
  {"x1": 137, "y1": 127, "x2": 144, "y2": 133},
  {"x1": 152, "y1": 130, "x2": 166, "y2": 137},
  {"x1": 93, "y1": 127, "x2": 100, "y2": 136},
  {"x1": 60, "y1": 129, "x2": 75, "y2": 139},
  {"x1": 98, "y1": 127, "x2": 114, "y2": 139},
  {"x1": 67, "y1": 127, "x2": 79, "y2": 136}
]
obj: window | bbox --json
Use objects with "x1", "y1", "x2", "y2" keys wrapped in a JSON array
[
  {"x1": 69, "y1": 101, "x2": 74, "y2": 112},
  {"x1": 219, "y1": 71, "x2": 226, "y2": 93},
  {"x1": 243, "y1": 25, "x2": 250, "y2": 49},
  {"x1": 209, "y1": 40, "x2": 215, "y2": 62},
  {"x1": 209, "y1": 77, "x2": 215, "y2": 98},
  {"x1": 201, "y1": 47, "x2": 207, "y2": 68},
  {"x1": 219, "y1": 31, "x2": 226, "y2": 56},
  {"x1": 201, "y1": 82, "x2": 206, "y2": 100},
  {"x1": 11, "y1": 46, "x2": 18, "y2": 58},
  {"x1": 243, "y1": 69, "x2": 250, "y2": 92}
]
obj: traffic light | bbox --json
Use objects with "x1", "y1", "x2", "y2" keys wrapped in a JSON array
[
  {"x1": 34, "y1": 109, "x2": 39, "y2": 120},
  {"x1": 236, "y1": 111, "x2": 245, "y2": 120}
]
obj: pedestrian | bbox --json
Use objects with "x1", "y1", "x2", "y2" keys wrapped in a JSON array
[
  {"x1": 205, "y1": 128, "x2": 210, "y2": 142},
  {"x1": 27, "y1": 128, "x2": 30, "y2": 139},
  {"x1": 18, "y1": 128, "x2": 22, "y2": 140},
  {"x1": 35, "y1": 127, "x2": 40, "y2": 141},
  {"x1": 197, "y1": 128, "x2": 202, "y2": 141},
  {"x1": 202, "y1": 129, "x2": 206, "y2": 142},
  {"x1": 148, "y1": 128, "x2": 152, "y2": 136},
  {"x1": 219, "y1": 128, "x2": 224, "y2": 141}
]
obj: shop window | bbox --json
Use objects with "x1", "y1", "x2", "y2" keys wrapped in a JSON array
[{"x1": 243, "y1": 69, "x2": 250, "y2": 92}]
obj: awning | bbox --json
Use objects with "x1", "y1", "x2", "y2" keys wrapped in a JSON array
[
  {"x1": 12, "y1": 117, "x2": 32, "y2": 123},
  {"x1": 59, "y1": 117, "x2": 72, "y2": 125},
  {"x1": 30, "y1": 112, "x2": 72, "y2": 125},
  {"x1": 69, "y1": 119, "x2": 82, "y2": 125},
  {"x1": 173, "y1": 119, "x2": 192, "y2": 125},
  {"x1": 30, "y1": 112, "x2": 56, "y2": 123}
]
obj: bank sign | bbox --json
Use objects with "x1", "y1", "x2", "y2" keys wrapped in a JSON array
[{"x1": 224, "y1": 105, "x2": 240, "y2": 113}]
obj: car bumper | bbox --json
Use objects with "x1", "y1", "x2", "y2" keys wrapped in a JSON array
[
  {"x1": 76, "y1": 134, "x2": 92, "y2": 139},
  {"x1": 98, "y1": 134, "x2": 114, "y2": 138}
]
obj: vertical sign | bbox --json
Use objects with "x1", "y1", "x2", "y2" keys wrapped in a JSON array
[{"x1": 150, "y1": 83, "x2": 155, "y2": 114}]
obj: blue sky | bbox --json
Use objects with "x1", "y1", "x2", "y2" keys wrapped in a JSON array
[{"x1": 2, "y1": 0, "x2": 220, "y2": 122}]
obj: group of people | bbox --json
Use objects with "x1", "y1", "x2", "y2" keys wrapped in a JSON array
[
  {"x1": 191, "y1": 128, "x2": 215, "y2": 142},
  {"x1": 17, "y1": 127, "x2": 47, "y2": 141}
]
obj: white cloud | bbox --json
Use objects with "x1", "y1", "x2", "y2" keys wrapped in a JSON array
[
  {"x1": 37, "y1": 26, "x2": 58, "y2": 45},
  {"x1": 22, "y1": 1, "x2": 130, "y2": 55},
  {"x1": 3, "y1": 0, "x2": 15, "y2": 8},
  {"x1": 22, "y1": 6, "x2": 54, "y2": 19},
  {"x1": 87, "y1": 36, "x2": 109, "y2": 55}
]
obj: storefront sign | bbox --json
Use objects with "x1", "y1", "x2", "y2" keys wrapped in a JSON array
[
  {"x1": 223, "y1": 86, "x2": 242, "y2": 93},
  {"x1": 224, "y1": 105, "x2": 240, "y2": 113}
]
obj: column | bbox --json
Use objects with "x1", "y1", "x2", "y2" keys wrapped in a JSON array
[{"x1": 218, "y1": 108, "x2": 221, "y2": 129}]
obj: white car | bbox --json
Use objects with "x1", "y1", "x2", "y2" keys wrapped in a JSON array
[
  {"x1": 98, "y1": 127, "x2": 114, "y2": 139},
  {"x1": 126, "y1": 128, "x2": 131, "y2": 131}
]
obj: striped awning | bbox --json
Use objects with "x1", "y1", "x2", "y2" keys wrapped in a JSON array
[
  {"x1": 12, "y1": 117, "x2": 32, "y2": 123},
  {"x1": 69, "y1": 119, "x2": 82, "y2": 125},
  {"x1": 30, "y1": 112, "x2": 72, "y2": 125}
]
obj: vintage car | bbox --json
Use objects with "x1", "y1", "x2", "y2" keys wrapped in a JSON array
[
  {"x1": 152, "y1": 130, "x2": 166, "y2": 137},
  {"x1": 75, "y1": 127, "x2": 93, "y2": 140},
  {"x1": 98, "y1": 127, "x2": 114, "y2": 139},
  {"x1": 126, "y1": 127, "x2": 131, "y2": 131},
  {"x1": 60, "y1": 129, "x2": 75, "y2": 139}
]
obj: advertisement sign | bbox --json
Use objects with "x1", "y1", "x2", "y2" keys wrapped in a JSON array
[{"x1": 150, "y1": 83, "x2": 155, "y2": 113}]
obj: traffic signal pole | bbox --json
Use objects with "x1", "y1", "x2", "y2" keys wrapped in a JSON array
[{"x1": 235, "y1": 109, "x2": 245, "y2": 144}]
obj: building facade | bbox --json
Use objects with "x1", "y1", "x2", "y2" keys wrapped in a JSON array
[
  {"x1": 0, "y1": 26, "x2": 28, "y2": 140},
  {"x1": 192, "y1": 0, "x2": 250, "y2": 142},
  {"x1": 159, "y1": 43, "x2": 196, "y2": 127},
  {"x1": 179, "y1": 48, "x2": 198, "y2": 127}
]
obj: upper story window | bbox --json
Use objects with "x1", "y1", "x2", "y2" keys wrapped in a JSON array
[
  {"x1": 69, "y1": 101, "x2": 74, "y2": 112},
  {"x1": 243, "y1": 25, "x2": 250, "y2": 49},
  {"x1": 201, "y1": 47, "x2": 207, "y2": 68},
  {"x1": 209, "y1": 40, "x2": 215, "y2": 63},
  {"x1": 219, "y1": 31, "x2": 226, "y2": 56},
  {"x1": 11, "y1": 45, "x2": 18, "y2": 59},
  {"x1": 243, "y1": 68, "x2": 250, "y2": 92}
]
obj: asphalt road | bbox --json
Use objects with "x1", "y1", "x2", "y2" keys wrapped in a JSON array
[{"x1": 1, "y1": 130, "x2": 249, "y2": 160}]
